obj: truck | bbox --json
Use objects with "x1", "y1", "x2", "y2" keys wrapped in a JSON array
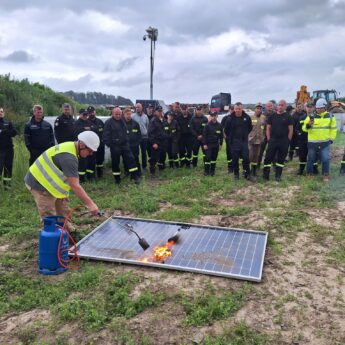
[{"x1": 210, "y1": 92, "x2": 231, "y2": 114}]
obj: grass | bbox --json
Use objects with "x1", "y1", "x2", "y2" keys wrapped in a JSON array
[{"x1": 1, "y1": 135, "x2": 345, "y2": 344}]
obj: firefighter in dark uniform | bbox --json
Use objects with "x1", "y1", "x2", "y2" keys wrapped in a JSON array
[
  {"x1": 263, "y1": 100, "x2": 293, "y2": 181},
  {"x1": 87, "y1": 106, "x2": 105, "y2": 178},
  {"x1": 190, "y1": 105, "x2": 208, "y2": 167},
  {"x1": 176, "y1": 105, "x2": 193, "y2": 168},
  {"x1": 293, "y1": 102, "x2": 309, "y2": 175},
  {"x1": 224, "y1": 102, "x2": 253, "y2": 180},
  {"x1": 148, "y1": 106, "x2": 170, "y2": 176},
  {"x1": 103, "y1": 107, "x2": 140, "y2": 184},
  {"x1": 203, "y1": 112, "x2": 223, "y2": 176},
  {"x1": 54, "y1": 103, "x2": 75, "y2": 144},
  {"x1": 0, "y1": 107, "x2": 17, "y2": 187},
  {"x1": 286, "y1": 104, "x2": 296, "y2": 161},
  {"x1": 221, "y1": 105, "x2": 234, "y2": 173},
  {"x1": 167, "y1": 112, "x2": 180, "y2": 168},
  {"x1": 74, "y1": 109, "x2": 97, "y2": 182},
  {"x1": 24, "y1": 104, "x2": 54, "y2": 166},
  {"x1": 123, "y1": 107, "x2": 142, "y2": 176}
]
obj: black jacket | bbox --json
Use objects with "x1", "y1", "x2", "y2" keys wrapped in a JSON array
[
  {"x1": 103, "y1": 117, "x2": 129, "y2": 147},
  {"x1": 0, "y1": 118, "x2": 17, "y2": 150},
  {"x1": 190, "y1": 115, "x2": 208, "y2": 138},
  {"x1": 176, "y1": 113, "x2": 193, "y2": 135},
  {"x1": 168, "y1": 119, "x2": 180, "y2": 143},
  {"x1": 125, "y1": 119, "x2": 141, "y2": 147},
  {"x1": 203, "y1": 121, "x2": 223, "y2": 145},
  {"x1": 24, "y1": 117, "x2": 54, "y2": 150},
  {"x1": 224, "y1": 112, "x2": 252, "y2": 144},
  {"x1": 74, "y1": 118, "x2": 97, "y2": 139},
  {"x1": 89, "y1": 116, "x2": 105, "y2": 140},
  {"x1": 54, "y1": 114, "x2": 75, "y2": 144},
  {"x1": 148, "y1": 116, "x2": 170, "y2": 146},
  {"x1": 293, "y1": 111, "x2": 308, "y2": 143}
]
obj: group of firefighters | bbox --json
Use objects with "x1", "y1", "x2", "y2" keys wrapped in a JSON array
[{"x1": 0, "y1": 97, "x2": 342, "y2": 190}]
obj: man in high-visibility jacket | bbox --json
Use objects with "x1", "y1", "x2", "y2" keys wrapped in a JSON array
[
  {"x1": 302, "y1": 98, "x2": 337, "y2": 182},
  {"x1": 24, "y1": 131, "x2": 100, "y2": 227}
]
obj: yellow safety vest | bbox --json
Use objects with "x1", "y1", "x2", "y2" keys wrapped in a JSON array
[
  {"x1": 302, "y1": 111, "x2": 337, "y2": 143},
  {"x1": 29, "y1": 142, "x2": 77, "y2": 198}
]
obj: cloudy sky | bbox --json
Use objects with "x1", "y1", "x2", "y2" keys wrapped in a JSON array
[{"x1": 0, "y1": 0, "x2": 345, "y2": 104}]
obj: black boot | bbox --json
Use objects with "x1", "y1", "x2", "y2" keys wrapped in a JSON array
[
  {"x1": 228, "y1": 162, "x2": 233, "y2": 174},
  {"x1": 169, "y1": 161, "x2": 174, "y2": 168},
  {"x1": 275, "y1": 166, "x2": 283, "y2": 182},
  {"x1": 313, "y1": 164, "x2": 319, "y2": 175},
  {"x1": 131, "y1": 172, "x2": 141, "y2": 185},
  {"x1": 263, "y1": 167, "x2": 270, "y2": 181},
  {"x1": 288, "y1": 151, "x2": 294, "y2": 161},
  {"x1": 114, "y1": 176, "x2": 121, "y2": 185},
  {"x1": 244, "y1": 170, "x2": 251, "y2": 180},
  {"x1": 79, "y1": 174, "x2": 86, "y2": 183},
  {"x1": 96, "y1": 166, "x2": 103, "y2": 178},
  {"x1": 297, "y1": 163, "x2": 305, "y2": 176},
  {"x1": 150, "y1": 165, "x2": 156, "y2": 177},
  {"x1": 192, "y1": 157, "x2": 198, "y2": 167},
  {"x1": 340, "y1": 162, "x2": 345, "y2": 175},
  {"x1": 210, "y1": 163, "x2": 216, "y2": 176},
  {"x1": 174, "y1": 160, "x2": 180, "y2": 168},
  {"x1": 3, "y1": 178, "x2": 11, "y2": 189},
  {"x1": 251, "y1": 165, "x2": 257, "y2": 177},
  {"x1": 204, "y1": 163, "x2": 210, "y2": 176},
  {"x1": 86, "y1": 171, "x2": 95, "y2": 182}
]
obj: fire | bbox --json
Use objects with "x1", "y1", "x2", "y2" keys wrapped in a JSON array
[{"x1": 140, "y1": 240, "x2": 176, "y2": 263}]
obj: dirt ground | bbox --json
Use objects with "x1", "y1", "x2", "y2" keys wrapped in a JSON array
[{"x1": 1, "y1": 184, "x2": 344, "y2": 345}]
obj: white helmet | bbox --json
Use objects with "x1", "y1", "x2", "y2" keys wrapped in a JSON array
[
  {"x1": 78, "y1": 131, "x2": 100, "y2": 151},
  {"x1": 315, "y1": 98, "x2": 327, "y2": 109}
]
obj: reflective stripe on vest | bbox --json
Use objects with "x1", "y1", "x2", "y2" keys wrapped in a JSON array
[{"x1": 29, "y1": 142, "x2": 77, "y2": 198}]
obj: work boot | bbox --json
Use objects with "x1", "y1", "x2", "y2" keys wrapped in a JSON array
[
  {"x1": 169, "y1": 161, "x2": 174, "y2": 168},
  {"x1": 296, "y1": 164, "x2": 305, "y2": 176},
  {"x1": 150, "y1": 165, "x2": 156, "y2": 177},
  {"x1": 288, "y1": 151, "x2": 294, "y2": 161},
  {"x1": 204, "y1": 163, "x2": 210, "y2": 176},
  {"x1": 313, "y1": 164, "x2": 319, "y2": 175},
  {"x1": 210, "y1": 163, "x2": 216, "y2": 176},
  {"x1": 192, "y1": 157, "x2": 198, "y2": 167},
  {"x1": 340, "y1": 162, "x2": 345, "y2": 175},
  {"x1": 228, "y1": 163, "x2": 233, "y2": 174},
  {"x1": 185, "y1": 160, "x2": 191, "y2": 168},
  {"x1": 263, "y1": 167, "x2": 270, "y2": 181},
  {"x1": 251, "y1": 165, "x2": 257, "y2": 177},
  {"x1": 244, "y1": 171, "x2": 251, "y2": 181},
  {"x1": 96, "y1": 167, "x2": 103, "y2": 178},
  {"x1": 131, "y1": 173, "x2": 141, "y2": 185},
  {"x1": 79, "y1": 174, "x2": 86, "y2": 183},
  {"x1": 275, "y1": 166, "x2": 282, "y2": 182},
  {"x1": 114, "y1": 176, "x2": 121, "y2": 185},
  {"x1": 86, "y1": 172, "x2": 95, "y2": 182},
  {"x1": 174, "y1": 161, "x2": 180, "y2": 168}
]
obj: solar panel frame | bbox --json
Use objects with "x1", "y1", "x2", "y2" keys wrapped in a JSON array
[{"x1": 71, "y1": 216, "x2": 268, "y2": 282}]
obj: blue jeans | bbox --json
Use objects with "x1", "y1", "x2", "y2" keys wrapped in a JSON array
[{"x1": 307, "y1": 142, "x2": 330, "y2": 175}]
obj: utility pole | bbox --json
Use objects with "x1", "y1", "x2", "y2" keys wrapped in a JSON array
[{"x1": 143, "y1": 27, "x2": 158, "y2": 100}]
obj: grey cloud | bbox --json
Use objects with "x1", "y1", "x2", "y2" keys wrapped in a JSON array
[
  {"x1": 103, "y1": 57, "x2": 139, "y2": 73},
  {"x1": 1, "y1": 50, "x2": 35, "y2": 63}
]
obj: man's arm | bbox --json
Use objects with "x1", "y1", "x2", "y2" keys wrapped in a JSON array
[
  {"x1": 66, "y1": 177, "x2": 99, "y2": 215},
  {"x1": 266, "y1": 124, "x2": 271, "y2": 141},
  {"x1": 288, "y1": 124, "x2": 293, "y2": 141}
]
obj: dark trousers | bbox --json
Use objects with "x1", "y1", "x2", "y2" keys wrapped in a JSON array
[
  {"x1": 225, "y1": 139, "x2": 233, "y2": 169},
  {"x1": 110, "y1": 145, "x2": 138, "y2": 181},
  {"x1": 146, "y1": 139, "x2": 151, "y2": 160},
  {"x1": 204, "y1": 143, "x2": 219, "y2": 175},
  {"x1": 139, "y1": 138, "x2": 148, "y2": 169},
  {"x1": 0, "y1": 148, "x2": 14, "y2": 184},
  {"x1": 126, "y1": 145, "x2": 141, "y2": 175},
  {"x1": 167, "y1": 140, "x2": 179, "y2": 167},
  {"x1": 231, "y1": 141, "x2": 250, "y2": 177},
  {"x1": 29, "y1": 147, "x2": 45, "y2": 166},
  {"x1": 95, "y1": 143, "x2": 105, "y2": 177},
  {"x1": 288, "y1": 136, "x2": 297, "y2": 160},
  {"x1": 258, "y1": 137, "x2": 268, "y2": 166},
  {"x1": 78, "y1": 157, "x2": 87, "y2": 183},
  {"x1": 179, "y1": 134, "x2": 193, "y2": 167},
  {"x1": 150, "y1": 144, "x2": 166, "y2": 174},
  {"x1": 297, "y1": 141, "x2": 308, "y2": 173},
  {"x1": 192, "y1": 139, "x2": 204, "y2": 167},
  {"x1": 263, "y1": 139, "x2": 289, "y2": 178}
]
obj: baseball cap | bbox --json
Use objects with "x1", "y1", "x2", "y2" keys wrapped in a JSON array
[
  {"x1": 63, "y1": 103, "x2": 71, "y2": 108},
  {"x1": 255, "y1": 103, "x2": 263, "y2": 108},
  {"x1": 196, "y1": 105, "x2": 202, "y2": 110},
  {"x1": 79, "y1": 108, "x2": 88, "y2": 115},
  {"x1": 147, "y1": 103, "x2": 153, "y2": 108},
  {"x1": 306, "y1": 102, "x2": 314, "y2": 107},
  {"x1": 209, "y1": 111, "x2": 218, "y2": 116},
  {"x1": 87, "y1": 106, "x2": 95, "y2": 113},
  {"x1": 156, "y1": 106, "x2": 163, "y2": 111},
  {"x1": 181, "y1": 104, "x2": 187, "y2": 110}
]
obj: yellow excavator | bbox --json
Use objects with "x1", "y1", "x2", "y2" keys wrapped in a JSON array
[{"x1": 296, "y1": 85, "x2": 345, "y2": 113}]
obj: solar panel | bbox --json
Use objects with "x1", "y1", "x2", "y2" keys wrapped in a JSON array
[{"x1": 72, "y1": 217, "x2": 268, "y2": 282}]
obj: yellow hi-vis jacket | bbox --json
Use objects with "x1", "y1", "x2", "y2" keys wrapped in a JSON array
[
  {"x1": 302, "y1": 111, "x2": 337, "y2": 143},
  {"x1": 29, "y1": 142, "x2": 77, "y2": 198}
]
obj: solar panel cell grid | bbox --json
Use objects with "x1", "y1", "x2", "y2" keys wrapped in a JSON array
[{"x1": 73, "y1": 217, "x2": 268, "y2": 282}]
